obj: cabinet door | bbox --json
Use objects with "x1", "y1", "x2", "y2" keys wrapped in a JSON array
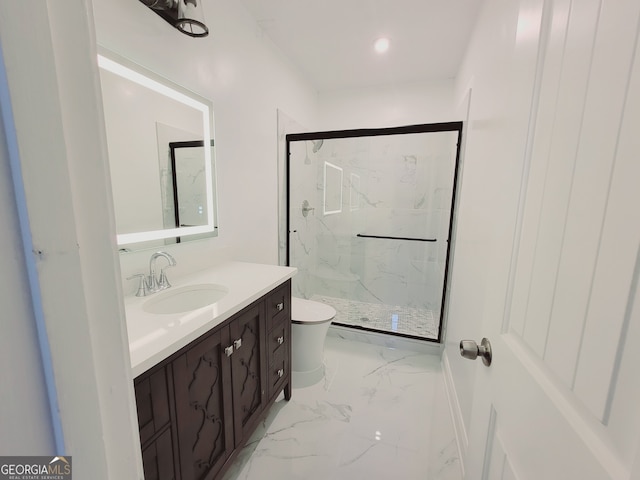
[
  {"x1": 173, "y1": 328, "x2": 234, "y2": 480},
  {"x1": 229, "y1": 302, "x2": 267, "y2": 445}
]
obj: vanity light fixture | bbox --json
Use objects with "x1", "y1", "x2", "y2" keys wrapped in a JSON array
[
  {"x1": 139, "y1": 0, "x2": 209, "y2": 38},
  {"x1": 374, "y1": 37, "x2": 390, "y2": 54}
]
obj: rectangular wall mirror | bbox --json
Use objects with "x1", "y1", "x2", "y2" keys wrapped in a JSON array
[{"x1": 97, "y1": 49, "x2": 218, "y2": 250}]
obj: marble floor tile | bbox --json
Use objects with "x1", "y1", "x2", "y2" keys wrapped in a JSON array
[{"x1": 222, "y1": 334, "x2": 461, "y2": 480}]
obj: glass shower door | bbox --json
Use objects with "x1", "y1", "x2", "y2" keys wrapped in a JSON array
[{"x1": 287, "y1": 123, "x2": 462, "y2": 341}]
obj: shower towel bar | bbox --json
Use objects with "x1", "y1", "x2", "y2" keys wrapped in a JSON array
[{"x1": 356, "y1": 234, "x2": 436, "y2": 242}]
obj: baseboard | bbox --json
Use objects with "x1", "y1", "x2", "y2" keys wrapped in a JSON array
[{"x1": 442, "y1": 350, "x2": 468, "y2": 477}]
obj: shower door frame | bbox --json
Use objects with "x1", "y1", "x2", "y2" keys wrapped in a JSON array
[{"x1": 286, "y1": 121, "x2": 463, "y2": 343}]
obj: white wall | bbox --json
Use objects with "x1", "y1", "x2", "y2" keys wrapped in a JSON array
[
  {"x1": 92, "y1": 0, "x2": 319, "y2": 287},
  {"x1": 317, "y1": 80, "x2": 456, "y2": 131},
  {"x1": 0, "y1": 1, "x2": 143, "y2": 478},
  {"x1": 0, "y1": 78, "x2": 56, "y2": 455}
]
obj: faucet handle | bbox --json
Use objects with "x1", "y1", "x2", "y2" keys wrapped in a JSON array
[
  {"x1": 127, "y1": 273, "x2": 150, "y2": 297},
  {"x1": 157, "y1": 266, "x2": 173, "y2": 290}
]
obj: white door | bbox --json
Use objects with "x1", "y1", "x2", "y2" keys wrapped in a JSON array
[{"x1": 460, "y1": 0, "x2": 640, "y2": 478}]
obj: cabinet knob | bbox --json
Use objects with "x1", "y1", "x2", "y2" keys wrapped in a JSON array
[
  {"x1": 277, "y1": 336, "x2": 284, "y2": 345},
  {"x1": 234, "y1": 338, "x2": 242, "y2": 350},
  {"x1": 276, "y1": 302, "x2": 284, "y2": 311},
  {"x1": 225, "y1": 346, "x2": 234, "y2": 357},
  {"x1": 277, "y1": 368, "x2": 284, "y2": 378}
]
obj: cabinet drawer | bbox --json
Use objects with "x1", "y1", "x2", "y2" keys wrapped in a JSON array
[
  {"x1": 267, "y1": 348, "x2": 289, "y2": 399},
  {"x1": 267, "y1": 318, "x2": 289, "y2": 359},
  {"x1": 134, "y1": 366, "x2": 171, "y2": 447},
  {"x1": 265, "y1": 281, "x2": 291, "y2": 331}
]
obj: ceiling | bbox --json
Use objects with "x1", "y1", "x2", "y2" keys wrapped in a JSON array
[{"x1": 238, "y1": 0, "x2": 484, "y2": 92}]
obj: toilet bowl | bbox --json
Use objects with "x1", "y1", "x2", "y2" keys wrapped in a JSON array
[{"x1": 291, "y1": 297, "x2": 336, "y2": 387}]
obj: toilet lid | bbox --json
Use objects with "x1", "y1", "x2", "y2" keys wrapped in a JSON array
[{"x1": 291, "y1": 297, "x2": 336, "y2": 323}]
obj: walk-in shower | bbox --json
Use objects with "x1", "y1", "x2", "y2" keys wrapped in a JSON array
[{"x1": 286, "y1": 123, "x2": 462, "y2": 341}]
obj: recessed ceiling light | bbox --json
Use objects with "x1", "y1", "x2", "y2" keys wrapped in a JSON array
[{"x1": 374, "y1": 37, "x2": 390, "y2": 54}]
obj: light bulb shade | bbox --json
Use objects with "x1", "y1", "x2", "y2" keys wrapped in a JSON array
[{"x1": 176, "y1": 0, "x2": 209, "y2": 37}]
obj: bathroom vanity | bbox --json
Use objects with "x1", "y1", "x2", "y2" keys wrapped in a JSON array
[{"x1": 125, "y1": 262, "x2": 295, "y2": 480}]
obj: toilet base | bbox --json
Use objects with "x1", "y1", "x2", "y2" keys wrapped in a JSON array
[
  {"x1": 290, "y1": 297, "x2": 335, "y2": 389},
  {"x1": 292, "y1": 363, "x2": 325, "y2": 388}
]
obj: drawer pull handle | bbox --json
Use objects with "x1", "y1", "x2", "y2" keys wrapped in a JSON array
[
  {"x1": 234, "y1": 338, "x2": 242, "y2": 350},
  {"x1": 277, "y1": 336, "x2": 284, "y2": 345},
  {"x1": 277, "y1": 368, "x2": 284, "y2": 378},
  {"x1": 276, "y1": 302, "x2": 284, "y2": 311},
  {"x1": 225, "y1": 346, "x2": 234, "y2": 357}
]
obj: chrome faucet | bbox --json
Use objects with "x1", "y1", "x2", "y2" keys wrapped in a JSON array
[
  {"x1": 128, "y1": 251, "x2": 177, "y2": 297},
  {"x1": 149, "y1": 251, "x2": 176, "y2": 291}
]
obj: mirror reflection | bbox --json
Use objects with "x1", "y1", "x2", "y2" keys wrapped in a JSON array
[
  {"x1": 168, "y1": 140, "x2": 216, "y2": 236},
  {"x1": 97, "y1": 51, "x2": 218, "y2": 249}
]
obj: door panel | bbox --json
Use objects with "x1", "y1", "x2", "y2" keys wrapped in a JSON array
[
  {"x1": 487, "y1": 335, "x2": 614, "y2": 478},
  {"x1": 462, "y1": 0, "x2": 640, "y2": 478},
  {"x1": 571, "y1": 26, "x2": 640, "y2": 422},
  {"x1": 505, "y1": 0, "x2": 640, "y2": 425},
  {"x1": 508, "y1": 0, "x2": 572, "y2": 340},
  {"x1": 514, "y1": 0, "x2": 602, "y2": 359},
  {"x1": 483, "y1": 409, "x2": 521, "y2": 480}
]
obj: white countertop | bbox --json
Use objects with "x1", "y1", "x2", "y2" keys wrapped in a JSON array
[{"x1": 125, "y1": 261, "x2": 297, "y2": 377}]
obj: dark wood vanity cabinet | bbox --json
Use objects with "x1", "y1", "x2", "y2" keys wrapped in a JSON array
[{"x1": 134, "y1": 280, "x2": 291, "y2": 480}]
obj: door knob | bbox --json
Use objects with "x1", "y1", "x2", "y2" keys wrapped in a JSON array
[{"x1": 459, "y1": 338, "x2": 492, "y2": 366}]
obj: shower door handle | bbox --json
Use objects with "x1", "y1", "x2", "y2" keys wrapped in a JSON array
[{"x1": 301, "y1": 200, "x2": 315, "y2": 217}]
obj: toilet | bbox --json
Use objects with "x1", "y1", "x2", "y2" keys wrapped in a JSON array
[{"x1": 291, "y1": 297, "x2": 336, "y2": 387}]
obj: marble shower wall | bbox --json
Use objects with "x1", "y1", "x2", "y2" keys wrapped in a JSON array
[{"x1": 289, "y1": 130, "x2": 458, "y2": 321}]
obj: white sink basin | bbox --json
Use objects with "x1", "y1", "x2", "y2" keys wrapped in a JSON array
[{"x1": 143, "y1": 283, "x2": 228, "y2": 314}]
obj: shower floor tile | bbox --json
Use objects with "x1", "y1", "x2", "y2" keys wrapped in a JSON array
[{"x1": 310, "y1": 294, "x2": 439, "y2": 340}]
